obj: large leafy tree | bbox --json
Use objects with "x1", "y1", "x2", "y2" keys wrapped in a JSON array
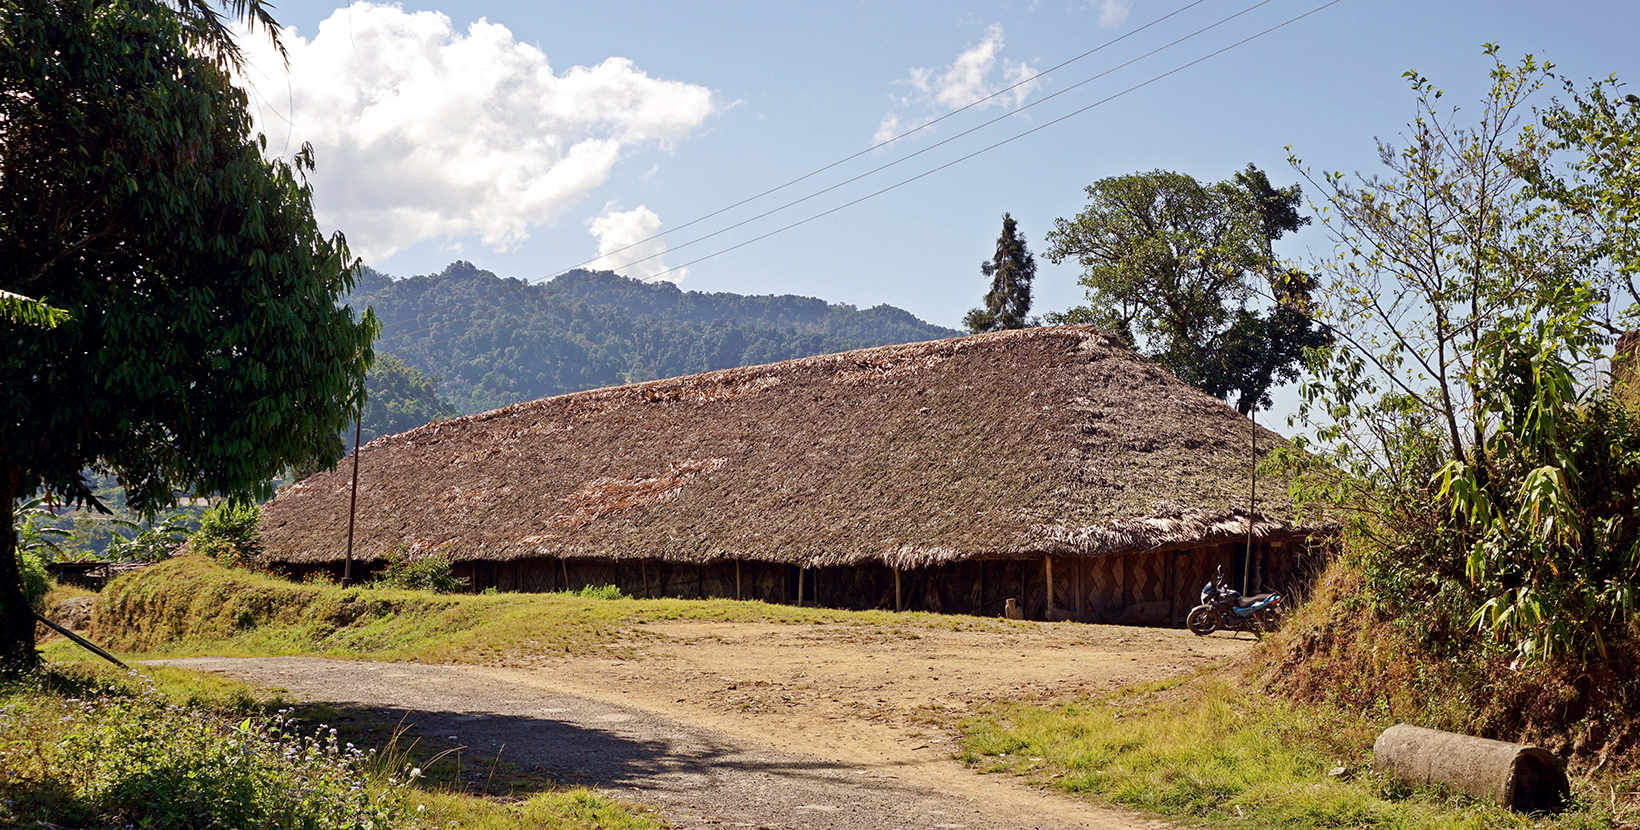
[
  {"x1": 964, "y1": 213, "x2": 1037, "y2": 333},
  {"x1": 0, "y1": 0, "x2": 375, "y2": 672},
  {"x1": 1044, "y1": 165, "x2": 1328, "y2": 414},
  {"x1": 1290, "y1": 48, "x2": 1640, "y2": 667}
]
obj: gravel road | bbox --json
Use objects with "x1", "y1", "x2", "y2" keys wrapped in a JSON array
[{"x1": 157, "y1": 655, "x2": 1184, "y2": 830}]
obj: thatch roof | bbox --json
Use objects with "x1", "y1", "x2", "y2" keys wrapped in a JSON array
[{"x1": 261, "y1": 326, "x2": 1327, "y2": 570}]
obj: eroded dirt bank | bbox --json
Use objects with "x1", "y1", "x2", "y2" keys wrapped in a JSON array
[{"x1": 161, "y1": 619, "x2": 1251, "y2": 830}]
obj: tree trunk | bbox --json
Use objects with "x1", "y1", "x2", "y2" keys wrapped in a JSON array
[{"x1": 0, "y1": 457, "x2": 39, "y2": 674}]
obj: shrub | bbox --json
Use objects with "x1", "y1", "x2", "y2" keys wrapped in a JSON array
[
  {"x1": 0, "y1": 676, "x2": 404, "y2": 829},
  {"x1": 17, "y1": 545, "x2": 50, "y2": 610},
  {"x1": 372, "y1": 549, "x2": 466, "y2": 594},
  {"x1": 193, "y1": 501, "x2": 263, "y2": 568},
  {"x1": 576, "y1": 584, "x2": 627, "y2": 600}
]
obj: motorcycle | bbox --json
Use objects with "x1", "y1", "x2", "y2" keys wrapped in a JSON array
[{"x1": 1186, "y1": 566, "x2": 1283, "y2": 637}]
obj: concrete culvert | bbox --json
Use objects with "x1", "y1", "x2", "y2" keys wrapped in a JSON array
[{"x1": 1373, "y1": 723, "x2": 1569, "y2": 812}]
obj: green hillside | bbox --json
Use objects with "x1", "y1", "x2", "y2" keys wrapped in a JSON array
[{"x1": 353, "y1": 262, "x2": 962, "y2": 414}]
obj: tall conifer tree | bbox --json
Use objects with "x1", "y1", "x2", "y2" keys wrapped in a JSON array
[{"x1": 964, "y1": 213, "x2": 1037, "y2": 333}]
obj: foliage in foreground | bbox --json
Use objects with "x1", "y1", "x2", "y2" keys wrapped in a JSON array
[
  {"x1": 1, "y1": 663, "x2": 662, "y2": 830},
  {"x1": 1267, "y1": 50, "x2": 1640, "y2": 772},
  {"x1": 1288, "y1": 49, "x2": 1640, "y2": 672},
  {"x1": 0, "y1": 670, "x2": 403, "y2": 829},
  {"x1": 959, "y1": 674, "x2": 1623, "y2": 830}
]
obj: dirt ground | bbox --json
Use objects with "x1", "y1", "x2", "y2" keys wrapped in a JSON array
[{"x1": 161, "y1": 619, "x2": 1253, "y2": 830}]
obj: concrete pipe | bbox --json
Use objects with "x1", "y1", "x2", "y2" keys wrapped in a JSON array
[{"x1": 1373, "y1": 723, "x2": 1568, "y2": 812}]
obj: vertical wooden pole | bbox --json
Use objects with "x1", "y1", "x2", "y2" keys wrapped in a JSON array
[
  {"x1": 1245, "y1": 408, "x2": 1256, "y2": 597},
  {"x1": 797, "y1": 567, "x2": 805, "y2": 607},
  {"x1": 1044, "y1": 555, "x2": 1054, "y2": 619},
  {"x1": 343, "y1": 416, "x2": 362, "y2": 587},
  {"x1": 1073, "y1": 556, "x2": 1083, "y2": 618},
  {"x1": 642, "y1": 559, "x2": 649, "y2": 599},
  {"x1": 735, "y1": 560, "x2": 742, "y2": 601},
  {"x1": 894, "y1": 568, "x2": 902, "y2": 612},
  {"x1": 978, "y1": 561, "x2": 985, "y2": 614}
]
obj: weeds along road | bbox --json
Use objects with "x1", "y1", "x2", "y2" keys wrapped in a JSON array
[{"x1": 158, "y1": 620, "x2": 1250, "y2": 830}]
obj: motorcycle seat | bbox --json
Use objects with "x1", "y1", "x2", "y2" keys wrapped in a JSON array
[{"x1": 1235, "y1": 593, "x2": 1275, "y2": 609}]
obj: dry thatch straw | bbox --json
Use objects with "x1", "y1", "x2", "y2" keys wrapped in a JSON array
[{"x1": 261, "y1": 326, "x2": 1330, "y2": 571}]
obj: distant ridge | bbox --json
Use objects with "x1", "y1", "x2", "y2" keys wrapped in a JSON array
[{"x1": 351, "y1": 262, "x2": 962, "y2": 414}]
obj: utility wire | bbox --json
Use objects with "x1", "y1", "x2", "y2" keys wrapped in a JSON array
[
  {"x1": 391, "y1": 0, "x2": 1346, "y2": 354},
  {"x1": 380, "y1": 0, "x2": 1284, "y2": 345},
  {"x1": 378, "y1": 0, "x2": 1218, "y2": 333}
]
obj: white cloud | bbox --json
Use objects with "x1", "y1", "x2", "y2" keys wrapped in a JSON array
[
  {"x1": 587, "y1": 205, "x2": 685, "y2": 283},
  {"x1": 236, "y1": 3, "x2": 716, "y2": 262},
  {"x1": 1097, "y1": 0, "x2": 1132, "y2": 28},
  {"x1": 875, "y1": 24, "x2": 1039, "y2": 145}
]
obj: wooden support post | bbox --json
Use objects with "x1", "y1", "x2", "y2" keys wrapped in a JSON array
[
  {"x1": 894, "y1": 568, "x2": 902, "y2": 612},
  {"x1": 978, "y1": 561, "x2": 985, "y2": 613},
  {"x1": 1122, "y1": 554, "x2": 1132, "y2": 608},
  {"x1": 1044, "y1": 555, "x2": 1054, "y2": 619},
  {"x1": 1073, "y1": 556, "x2": 1083, "y2": 618},
  {"x1": 642, "y1": 559, "x2": 649, "y2": 599},
  {"x1": 735, "y1": 560, "x2": 742, "y2": 601},
  {"x1": 560, "y1": 556, "x2": 568, "y2": 591},
  {"x1": 797, "y1": 566, "x2": 805, "y2": 607},
  {"x1": 1166, "y1": 551, "x2": 1176, "y2": 623}
]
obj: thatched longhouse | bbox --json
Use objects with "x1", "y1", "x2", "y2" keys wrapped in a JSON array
[{"x1": 260, "y1": 326, "x2": 1328, "y2": 624}]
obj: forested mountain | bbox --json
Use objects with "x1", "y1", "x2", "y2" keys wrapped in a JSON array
[{"x1": 352, "y1": 262, "x2": 962, "y2": 414}]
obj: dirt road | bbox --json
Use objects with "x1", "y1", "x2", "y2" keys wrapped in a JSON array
[{"x1": 160, "y1": 619, "x2": 1252, "y2": 830}]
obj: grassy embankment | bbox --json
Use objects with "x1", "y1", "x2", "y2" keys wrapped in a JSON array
[
  {"x1": 955, "y1": 565, "x2": 1638, "y2": 830},
  {"x1": 83, "y1": 556, "x2": 994, "y2": 661},
  {"x1": 66, "y1": 556, "x2": 1636, "y2": 830}
]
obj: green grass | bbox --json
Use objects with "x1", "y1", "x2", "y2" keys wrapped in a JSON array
[
  {"x1": 958, "y1": 674, "x2": 1623, "y2": 830},
  {"x1": 84, "y1": 556, "x2": 1016, "y2": 663}
]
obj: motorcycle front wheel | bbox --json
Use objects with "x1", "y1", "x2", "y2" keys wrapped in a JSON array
[{"x1": 1186, "y1": 606, "x2": 1217, "y2": 636}]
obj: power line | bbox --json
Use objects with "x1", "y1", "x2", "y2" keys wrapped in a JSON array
[
  {"x1": 390, "y1": 0, "x2": 1346, "y2": 355},
  {"x1": 380, "y1": 0, "x2": 1287, "y2": 346},
  {"x1": 378, "y1": 0, "x2": 1220, "y2": 334}
]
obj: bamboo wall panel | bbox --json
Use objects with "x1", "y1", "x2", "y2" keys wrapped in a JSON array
[{"x1": 283, "y1": 538, "x2": 1318, "y2": 627}]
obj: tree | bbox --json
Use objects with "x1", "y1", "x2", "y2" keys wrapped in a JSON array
[
  {"x1": 1518, "y1": 73, "x2": 1640, "y2": 332},
  {"x1": 0, "y1": 0, "x2": 376, "y2": 672},
  {"x1": 0, "y1": 290, "x2": 67, "y2": 329},
  {"x1": 1043, "y1": 165, "x2": 1328, "y2": 414},
  {"x1": 964, "y1": 213, "x2": 1037, "y2": 332},
  {"x1": 1291, "y1": 47, "x2": 1639, "y2": 666}
]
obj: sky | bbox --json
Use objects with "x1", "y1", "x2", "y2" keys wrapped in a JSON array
[{"x1": 233, "y1": 0, "x2": 1640, "y2": 415}]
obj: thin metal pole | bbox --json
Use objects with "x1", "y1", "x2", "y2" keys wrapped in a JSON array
[
  {"x1": 344, "y1": 415, "x2": 362, "y2": 586},
  {"x1": 1244, "y1": 408, "x2": 1255, "y2": 597}
]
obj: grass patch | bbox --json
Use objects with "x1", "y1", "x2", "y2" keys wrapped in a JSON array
[
  {"x1": 958, "y1": 674, "x2": 1625, "y2": 830},
  {"x1": 87, "y1": 556, "x2": 1017, "y2": 663}
]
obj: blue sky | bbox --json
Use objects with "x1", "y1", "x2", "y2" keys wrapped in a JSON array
[{"x1": 238, "y1": 0, "x2": 1640, "y2": 339}]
